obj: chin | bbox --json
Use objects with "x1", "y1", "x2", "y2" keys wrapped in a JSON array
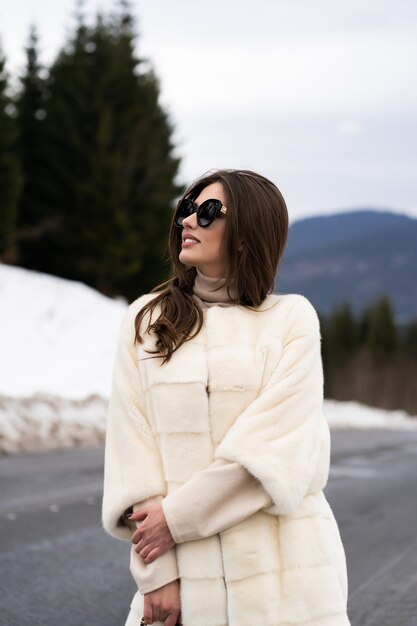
[
  {"x1": 179, "y1": 250, "x2": 198, "y2": 265},
  {"x1": 179, "y1": 260, "x2": 195, "y2": 270}
]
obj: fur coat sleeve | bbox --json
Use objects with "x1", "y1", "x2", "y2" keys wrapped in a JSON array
[
  {"x1": 102, "y1": 295, "x2": 168, "y2": 540},
  {"x1": 102, "y1": 296, "x2": 180, "y2": 593},
  {"x1": 215, "y1": 296, "x2": 329, "y2": 515},
  {"x1": 162, "y1": 458, "x2": 271, "y2": 543}
]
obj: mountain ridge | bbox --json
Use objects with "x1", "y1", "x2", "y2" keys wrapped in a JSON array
[{"x1": 276, "y1": 209, "x2": 417, "y2": 324}]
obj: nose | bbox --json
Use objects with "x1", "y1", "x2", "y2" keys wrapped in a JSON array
[{"x1": 181, "y1": 211, "x2": 198, "y2": 229}]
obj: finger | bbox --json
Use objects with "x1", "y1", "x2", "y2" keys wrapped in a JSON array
[
  {"x1": 135, "y1": 538, "x2": 148, "y2": 554},
  {"x1": 165, "y1": 611, "x2": 180, "y2": 626},
  {"x1": 135, "y1": 537, "x2": 148, "y2": 552},
  {"x1": 136, "y1": 540, "x2": 157, "y2": 557},
  {"x1": 152, "y1": 600, "x2": 163, "y2": 624},
  {"x1": 128, "y1": 509, "x2": 148, "y2": 522},
  {"x1": 144, "y1": 546, "x2": 163, "y2": 563},
  {"x1": 139, "y1": 542, "x2": 156, "y2": 560},
  {"x1": 143, "y1": 596, "x2": 153, "y2": 625},
  {"x1": 131, "y1": 529, "x2": 143, "y2": 544}
]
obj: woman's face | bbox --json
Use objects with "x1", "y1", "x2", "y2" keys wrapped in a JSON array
[{"x1": 178, "y1": 181, "x2": 229, "y2": 277}]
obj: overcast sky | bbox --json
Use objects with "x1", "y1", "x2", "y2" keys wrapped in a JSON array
[{"x1": 1, "y1": 0, "x2": 416, "y2": 222}]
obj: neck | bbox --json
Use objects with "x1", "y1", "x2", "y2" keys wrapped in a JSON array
[{"x1": 192, "y1": 268, "x2": 238, "y2": 308}]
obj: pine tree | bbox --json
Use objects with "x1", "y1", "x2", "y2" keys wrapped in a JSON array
[
  {"x1": 327, "y1": 301, "x2": 359, "y2": 364},
  {"x1": 358, "y1": 304, "x2": 372, "y2": 347},
  {"x1": 317, "y1": 312, "x2": 331, "y2": 394},
  {"x1": 15, "y1": 26, "x2": 50, "y2": 268},
  {"x1": 0, "y1": 46, "x2": 22, "y2": 262},
  {"x1": 403, "y1": 319, "x2": 417, "y2": 360},
  {"x1": 35, "y1": 5, "x2": 181, "y2": 298},
  {"x1": 366, "y1": 295, "x2": 398, "y2": 363}
]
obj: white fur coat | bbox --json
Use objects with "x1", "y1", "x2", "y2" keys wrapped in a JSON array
[{"x1": 102, "y1": 292, "x2": 351, "y2": 626}]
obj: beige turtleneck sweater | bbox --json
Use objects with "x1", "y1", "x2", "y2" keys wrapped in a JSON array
[
  {"x1": 192, "y1": 267, "x2": 239, "y2": 307},
  {"x1": 128, "y1": 269, "x2": 271, "y2": 594}
]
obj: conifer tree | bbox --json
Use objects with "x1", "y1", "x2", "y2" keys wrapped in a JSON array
[
  {"x1": 366, "y1": 295, "x2": 398, "y2": 363},
  {"x1": 403, "y1": 319, "x2": 417, "y2": 360},
  {"x1": 15, "y1": 26, "x2": 50, "y2": 268},
  {"x1": 327, "y1": 301, "x2": 359, "y2": 364},
  {"x1": 317, "y1": 313, "x2": 331, "y2": 394},
  {"x1": 0, "y1": 47, "x2": 21, "y2": 262},
  {"x1": 358, "y1": 305, "x2": 372, "y2": 347},
  {"x1": 35, "y1": 5, "x2": 181, "y2": 298}
]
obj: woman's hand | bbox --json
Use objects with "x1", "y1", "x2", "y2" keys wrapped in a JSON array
[
  {"x1": 143, "y1": 580, "x2": 181, "y2": 626},
  {"x1": 129, "y1": 504, "x2": 175, "y2": 563}
]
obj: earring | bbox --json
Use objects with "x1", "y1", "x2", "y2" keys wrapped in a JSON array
[{"x1": 238, "y1": 244, "x2": 244, "y2": 252}]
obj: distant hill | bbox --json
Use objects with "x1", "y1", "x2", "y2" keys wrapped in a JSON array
[{"x1": 275, "y1": 209, "x2": 417, "y2": 324}]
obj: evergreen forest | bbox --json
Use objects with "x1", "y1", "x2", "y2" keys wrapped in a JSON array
[{"x1": 0, "y1": 4, "x2": 181, "y2": 300}]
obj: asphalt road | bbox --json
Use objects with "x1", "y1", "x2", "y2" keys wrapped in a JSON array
[{"x1": 1, "y1": 430, "x2": 417, "y2": 626}]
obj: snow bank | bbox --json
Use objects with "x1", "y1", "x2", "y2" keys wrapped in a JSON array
[
  {"x1": 0, "y1": 393, "x2": 107, "y2": 454},
  {"x1": 0, "y1": 263, "x2": 416, "y2": 454},
  {"x1": 0, "y1": 263, "x2": 127, "y2": 399},
  {"x1": 324, "y1": 399, "x2": 417, "y2": 431}
]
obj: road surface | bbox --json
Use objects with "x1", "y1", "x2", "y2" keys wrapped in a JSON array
[{"x1": 1, "y1": 430, "x2": 417, "y2": 626}]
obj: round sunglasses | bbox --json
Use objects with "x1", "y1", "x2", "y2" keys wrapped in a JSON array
[{"x1": 174, "y1": 197, "x2": 228, "y2": 228}]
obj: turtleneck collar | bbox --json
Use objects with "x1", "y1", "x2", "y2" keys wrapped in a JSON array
[{"x1": 192, "y1": 268, "x2": 238, "y2": 308}]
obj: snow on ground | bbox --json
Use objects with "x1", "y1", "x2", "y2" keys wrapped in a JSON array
[
  {"x1": 324, "y1": 400, "x2": 417, "y2": 431},
  {"x1": 0, "y1": 263, "x2": 127, "y2": 399},
  {"x1": 0, "y1": 393, "x2": 108, "y2": 454},
  {"x1": 0, "y1": 263, "x2": 416, "y2": 454}
]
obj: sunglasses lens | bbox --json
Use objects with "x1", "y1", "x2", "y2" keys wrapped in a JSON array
[
  {"x1": 198, "y1": 200, "x2": 221, "y2": 227},
  {"x1": 175, "y1": 198, "x2": 195, "y2": 226},
  {"x1": 175, "y1": 198, "x2": 223, "y2": 228}
]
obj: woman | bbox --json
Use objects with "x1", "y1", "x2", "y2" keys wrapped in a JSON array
[{"x1": 102, "y1": 169, "x2": 351, "y2": 626}]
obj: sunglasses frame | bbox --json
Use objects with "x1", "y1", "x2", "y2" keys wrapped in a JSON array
[{"x1": 174, "y1": 197, "x2": 228, "y2": 228}]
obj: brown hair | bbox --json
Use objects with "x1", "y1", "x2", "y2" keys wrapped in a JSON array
[{"x1": 135, "y1": 169, "x2": 289, "y2": 363}]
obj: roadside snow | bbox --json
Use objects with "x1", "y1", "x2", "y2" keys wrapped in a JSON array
[
  {"x1": 0, "y1": 263, "x2": 127, "y2": 399},
  {"x1": 0, "y1": 393, "x2": 107, "y2": 454},
  {"x1": 324, "y1": 400, "x2": 417, "y2": 431},
  {"x1": 1, "y1": 263, "x2": 416, "y2": 454}
]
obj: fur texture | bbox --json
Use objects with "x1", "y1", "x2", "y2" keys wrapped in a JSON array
[{"x1": 102, "y1": 292, "x2": 351, "y2": 626}]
